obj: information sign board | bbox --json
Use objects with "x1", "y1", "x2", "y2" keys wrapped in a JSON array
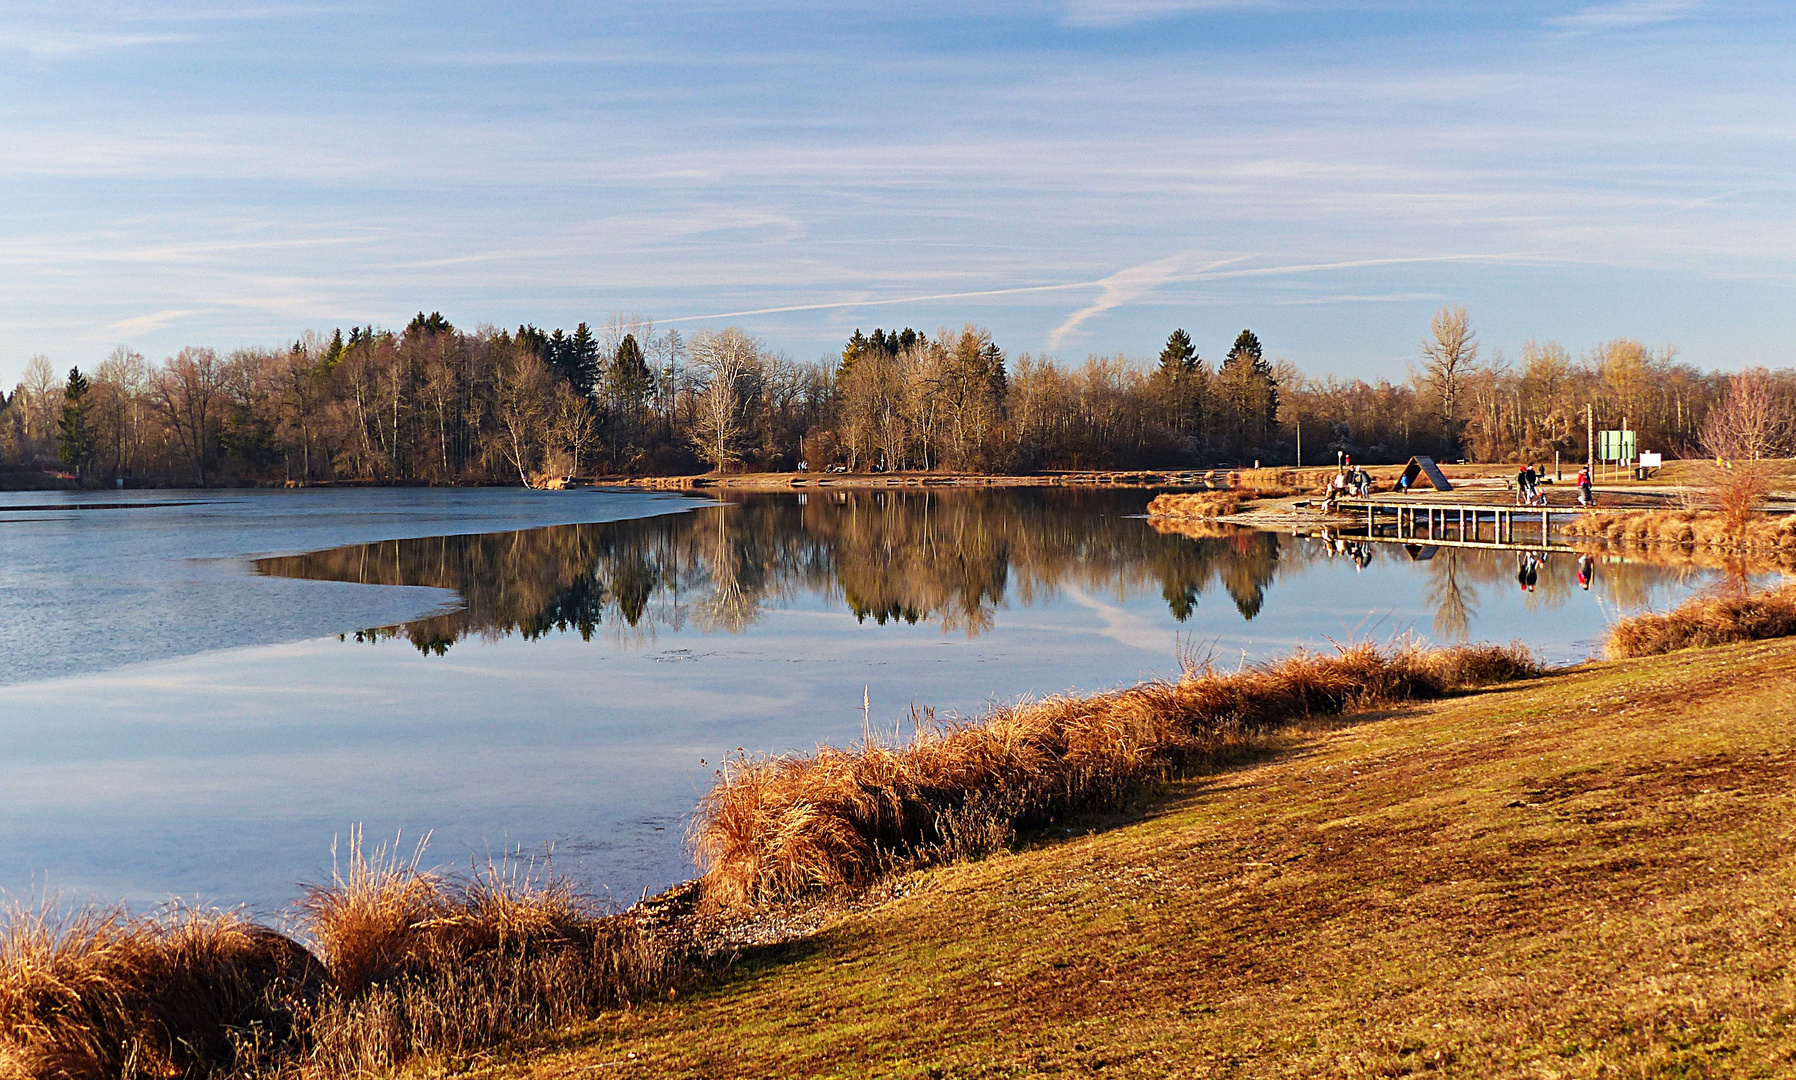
[{"x1": 1598, "y1": 429, "x2": 1637, "y2": 463}]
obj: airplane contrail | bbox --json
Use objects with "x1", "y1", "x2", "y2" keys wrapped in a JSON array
[
  {"x1": 658, "y1": 252, "x2": 1530, "y2": 329},
  {"x1": 657, "y1": 280, "x2": 1106, "y2": 324}
]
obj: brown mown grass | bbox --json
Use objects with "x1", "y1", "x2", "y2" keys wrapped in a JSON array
[
  {"x1": 691, "y1": 642, "x2": 1539, "y2": 912},
  {"x1": 0, "y1": 836, "x2": 671, "y2": 1080},
  {"x1": 1605, "y1": 581, "x2": 1796, "y2": 659},
  {"x1": 1145, "y1": 491, "x2": 1251, "y2": 519},
  {"x1": 1564, "y1": 506, "x2": 1796, "y2": 557}
]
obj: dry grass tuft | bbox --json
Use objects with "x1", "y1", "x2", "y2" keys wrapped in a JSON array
[
  {"x1": 1605, "y1": 582, "x2": 1796, "y2": 659},
  {"x1": 0, "y1": 902, "x2": 323, "y2": 1079},
  {"x1": 293, "y1": 832, "x2": 671, "y2": 1074},
  {"x1": 691, "y1": 642, "x2": 1541, "y2": 912},
  {"x1": 1146, "y1": 491, "x2": 1251, "y2": 519}
]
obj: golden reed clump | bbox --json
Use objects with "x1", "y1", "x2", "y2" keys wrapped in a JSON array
[
  {"x1": 293, "y1": 833, "x2": 671, "y2": 1075},
  {"x1": 0, "y1": 903, "x2": 322, "y2": 1079},
  {"x1": 691, "y1": 642, "x2": 1539, "y2": 912},
  {"x1": 1605, "y1": 582, "x2": 1796, "y2": 660},
  {"x1": 0, "y1": 833, "x2": 670, "y2": 1080},
  {"x1": 1146, "y1": 492, "x2": 1251, "y2": 519},
  {"x1": 1564, "y1": 508, "x2": 1796, "y2": 557}
]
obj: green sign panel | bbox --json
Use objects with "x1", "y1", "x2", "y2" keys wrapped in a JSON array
[{"x1": 1597, "y1": 429, "x2": 1636, "y2": 463}]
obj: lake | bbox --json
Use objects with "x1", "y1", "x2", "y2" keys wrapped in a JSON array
[{"x1": 0, "y1": 487, "x2": 1742, "y2": 915}]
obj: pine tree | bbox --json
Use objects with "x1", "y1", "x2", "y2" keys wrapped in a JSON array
[
  {"x1": 1158, "y1": 328, "x2": 1197, "y2": 376},
  {"x1": 609, "y1": 334, "x2": 654, "y2": 428},
  {"x1": 1219, "y1": 329, "x2": 1279, "y2": 460},
  {"x1": 1155, "y1": 329, "x2": 1204, "y2": 443},
  {"x1": 568, "y1": 323, "x2": 600, "y2": 397},
  {"x1": 515, "y1": 324, "x2": 549, "y2": 359},
  {"x1": 839, "y1": 329, "x2": 870, "y2": 383},
  {"x1": 405, "y1": 311, "x2": 454, "y2": 336},
  {"x1": 1225, "y1": 329, "x2": 1262, "y2": 371},
  {"x1": 58, "y1": 366, "x2": 97, "y2": 480}
]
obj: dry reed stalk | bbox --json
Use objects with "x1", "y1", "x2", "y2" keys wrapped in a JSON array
[
  {"x1": 691, "y1": 642, "x2": 1540, "y2": 911},
  {"x1": 1604, "y1": 582, "x2": 1796, "y2": 659},
  {"x1": 1146, "y1": 492, "x2": 1250, "y2": 519},
  {"x1": 0, "y1": 902, "x2": 323, "y2": 1079}
]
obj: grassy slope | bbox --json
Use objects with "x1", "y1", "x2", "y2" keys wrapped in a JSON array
[{"x1": 483, "y1": 640, "x2": 1796, "y2": 1079}]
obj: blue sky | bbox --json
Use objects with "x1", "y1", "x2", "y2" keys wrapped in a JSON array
[{"x1": 1, "y1": 1, "x2": 1792, "y2": 387}]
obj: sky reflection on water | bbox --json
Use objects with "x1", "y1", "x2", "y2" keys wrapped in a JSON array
[{"x1": 0, "y1": 488, "x2": 1749, "y2": 913}]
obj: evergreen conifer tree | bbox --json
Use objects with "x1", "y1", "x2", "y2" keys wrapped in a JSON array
[
  {"x1": 1218, "y1": 329, "x2": 1279, "y2": 460},
  {"x1": 839, "y1": 329, "x2": 870, "y2": 383},
  {"x1": 58, "y1": 366, "x2": 97, "y2": 480},
  {"x1": 610, "y1": 334, "x2": 653, "y2": 420},
  {"x1": 1158, "y1": 328, "x2": 1197, "y2": 375},
  {"x1": 568, "y1": 323, "x2": 600, "y2": 397}
]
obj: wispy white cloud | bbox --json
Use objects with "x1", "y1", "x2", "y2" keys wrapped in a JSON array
[
  {"x1": 1546, "y1": 0, "x2": 1702, "y2": 32},
  {"x1": 0, "y1": 28, "x2": 191, "y2": 58},
  {"x1": 1059, "y1": 0, "x2": 1281, "y2": 29}
]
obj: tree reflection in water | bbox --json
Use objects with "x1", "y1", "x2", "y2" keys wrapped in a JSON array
[{"x1": 253, "y1": 490, "x2": 1730, "y2": 655}]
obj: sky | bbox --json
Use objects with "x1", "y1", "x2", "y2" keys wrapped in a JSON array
[{"x1": 1, "y1": 0, "x2": 1792, "y2": 388}]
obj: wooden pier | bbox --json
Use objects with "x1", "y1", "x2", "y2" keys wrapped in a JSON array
[{"x1": 1338, "y1": 498, "x2": 1579, "y2": 546}]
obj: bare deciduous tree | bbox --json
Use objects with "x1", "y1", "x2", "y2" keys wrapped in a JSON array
[
  {"x1": 490, "y1": 345, "x2": 553, "y2": 485},
  {"x1": 148, "y1": 347, "x2": 225, "y2": 485},
  {"x1": 1420, "y1": 305, "x2": 1478, "y2": 456},
  {"x1": 688, "y1": 328, "x2": 762, "y2": 471},
  {"x1": 1700, "y1": 367, "x2": 1795, "y2": 462}
]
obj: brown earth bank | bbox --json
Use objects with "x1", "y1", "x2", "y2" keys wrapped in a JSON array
[{"x1": 479, "y1": 635, "x2": 1796, "y2": 1080}]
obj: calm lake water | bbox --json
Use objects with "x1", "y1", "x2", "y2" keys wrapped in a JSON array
[{"x1": 0, "y1": 487, "x2": 1746, "y2": 914}]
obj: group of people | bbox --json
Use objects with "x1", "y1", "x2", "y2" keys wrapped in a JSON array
[
  {"x1": 1319, "y1": 459, "x2": 1373, "y2": 514},
  {"x1": 1515, "y1": 463, "x2": 1599, "y2": 508},
  {"x1": 1514, "y1": 463, "x2": 1546, "y2": 506}
]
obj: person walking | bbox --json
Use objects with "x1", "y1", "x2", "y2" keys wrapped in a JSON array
[
  {"x1": 1515, "y1": 464, "x2": 1531, "y2": 506},
  {"x1": 1576, "y1": 465, "x2": 1594, "y2": 507}
]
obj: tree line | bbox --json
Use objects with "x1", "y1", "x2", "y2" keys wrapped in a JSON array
[{"x1": 3, "y1": 305, "x2": 1791, "y2": 487}]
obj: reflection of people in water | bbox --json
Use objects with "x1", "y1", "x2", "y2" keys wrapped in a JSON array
[
  {"x1": 1516, "y1": 551, "x2": 1542, "y2": 593},
  {"x1": 1576, "y1": 553, "x2": 1594, "y2": 591}
]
